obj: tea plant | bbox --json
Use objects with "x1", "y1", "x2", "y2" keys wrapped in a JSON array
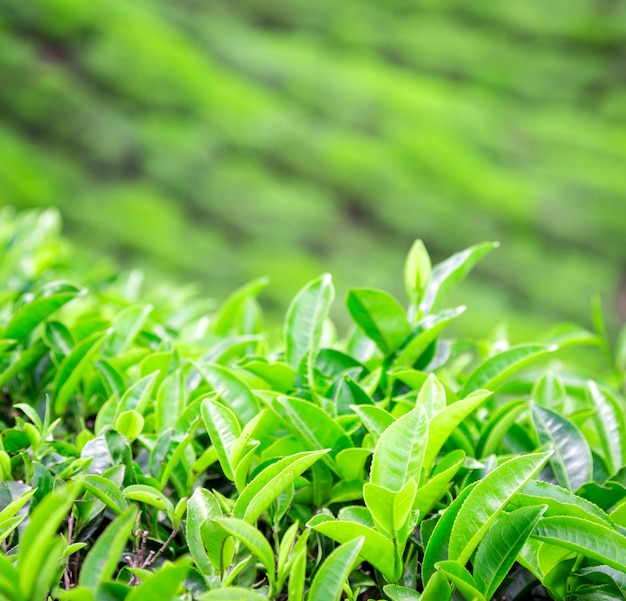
[{"x1": 0, "y1": 208, "x2": 625, "y2": 601}]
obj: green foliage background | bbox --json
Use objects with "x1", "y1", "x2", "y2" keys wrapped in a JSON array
[{"x1": 0, "y1": 0, "x2": 625, "y2": 336}]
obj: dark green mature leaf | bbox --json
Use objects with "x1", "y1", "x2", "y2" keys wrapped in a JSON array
[
  {"x1": 448, "y1": 451, "x2": 552, "y2": 565},
  {"x1": 533, "y1": 516, "x2": 626, "y2": 573},
  {"x1": 370, "y1": 403, "x2": 428, "y2": 492},
  {"x1": 346, "y1": 288, "x2": 412, "y2": 355},
  {"x1": 284, "y1": 273, "x2": 334, "y2": 371},
  {"x1": 474, "y1": 505, "x2": 546, "y2": 600},
  {"x1": 461, "y1": 344, "x2": 555, "y2": 397},
  {"x1": 532, "y1": 404, "x2": 592, "y2": 491},
  {"x1": 79, "y1": 506, "x2": 138, "y2": 591}
]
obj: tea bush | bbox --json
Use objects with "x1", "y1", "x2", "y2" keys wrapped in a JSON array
[{"x1": 1, "y1": 208, "x2": 625, "y2": 601}]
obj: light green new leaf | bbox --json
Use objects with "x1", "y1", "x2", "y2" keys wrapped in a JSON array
[
  {"x1": 186, "y1": 488, "x2": 221, "y2": 578},
  {"x1": 79, "y1": 506, "x2": 138, "y2": 591},
  {"x1": 102, "y1": 304, "x2": 152, "y2": 357},
  {"x1": 416, "y1": 373, "x2": 446, "y2": 418},
  {"x1": 404, "y1": 239, "x2": 431, "y2": 307},
  {"x1": 233, "y1": 449, "x2": 328, "y2": 523},
  {"x1": 421, "y1": 571, "x2": 452, "y2": 601},
  {"x1": 213, "y1": 276, "x2": 269, "y2": 336},
  {"x1": 215, "y1": 518, "x2": 276, "y2": 593},
  {"x1": 476, "y1": 398, "x2": 528, "y2": 458},
  {"x1": 0, "y1": 553, "x2": 20, "y2": 601},
  {"x1": 346, "y1": 288, "x2": 412, "y2": 355},
  {"x1": 532, "y1": 404, "x2": 592, "y2": 491},
  {"x1": 395, "y1": 306, "x2": 466, "y2": 368},
  {"x1": 114, "y1": 410, "x2": 144, "y2": 443},
  {"x1": 54, "y1": 330, "x2": 108, "y2": 413},
  {"x1": 351, "y1": 405, "x2": 394, "y2": 441},
  {"x1": 307, "y1": 537, "x2": 364, "y2": 601},
  {"x1": 423, "y1": 390, "x2": 491, "y2": 477},
  {"x1": 19, "y1": 481, "x2": 82, "y2": 600},
  {"x1": 421, "y1": 241, "x2": 498, "y2": 313},
  {"x1": 4, "y1": 282, "x2": 83, "y2": 342},
  {"x1": 448, "y1": 451, "x2": 552, "y2": 565},
  {"x1": 0, "y1": 516, "x2": 24, "y2": 545},
  {"x1": 384, "y1": 584, "x2": 422, "y2": 601},
  {"x1": 308, "y1": 517, "x2": 398, "y2": 581},
  {"x1": 115, "y1": 370, "x2": 160, "y2": 418},
  {"x1": 125, "y1": 558, "x2": 190, "y2": 601},
  {"x1": 436, "y1": 560, "x2": 485, "y2": 601},
  {"x1": 274, "y1": 396, "x2": 353, "y2": 465},
  {"x1": 195, "y1": 363, "x2": 259, "y2": 423},
  {"x1": 123, "y1": 484, "x2": 175, "y2": 522},
  {"x1": 199, "y1": 587, "x2": 269, "y2": 601},
  {"x1": 413, "y1": 449, "x2": 465, "y2": 518},
  {"x1": 532, "y1": 515, "x2": 626, "y2": 573},
  {"x1": 288, "y1": 545, "x2": 307, "y2": 601},
  {"x1": 202, "y1": 396, "x2": 241, "y2": 481},
  {"x1": 534, "y1": 373, "x2": 567, "y2": 414},
  {"x1": 284, "y1": 273, "x2": 334, "y2": 371},
  {"x1": 0, "y1": 489, "x2": 36, "y2": 523},
  {"x1": 370, "y1": 404, "x2": 428, "y2": 492},
  {"x1": 75, "y1": 474, "x2": 129, "y2": 515},
  {"x1": 461, "y1": 344, "x2": 555, "y2": 397},
  {"x1": 588, "y1": 381, "x2": 626, "y2": 476},
  {"x1": 364, "y1": 479, "x2": 417, "y2": 537},
  {"x1": 474, "y1": 505, "x2": 546, "y2": 600}
]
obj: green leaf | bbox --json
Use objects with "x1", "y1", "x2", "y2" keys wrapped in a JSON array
[
  {"x1": 123, "y1": 484, "x2": 175, "y2": 522},
  {"x1": 215, "y1": 518, "x2": 276, "y2": 594},
  {"x1": 351, "y1": 405, "x2": 394, "y2": 440},
  {"x1": 384, "y1": 584, "x2": 422, "y2": 601},
  {"x1": 461, "y1": 344, "x2": 555, "y2": 397},
  {"x1": 213, "y1": 277, "x2": 269, "y2": 336},
  {"x1": 534, "y1": 373, "x2": 567, "y2": 414},
  {"x1": 474, "y1": 505, "x2": 546, "y2": 600},
  {"x1": 422, "y1": 483, "x2": 476, "y2": 585},
  {"x1": 346, "y1": 288, "x2": 412, "y2": 355},
  {"x1": 421, "y1": 571, "x2": 452, "y2": 601},
  {"x1": 364, "y1": 479, "x2": 417, "y2": 537},
  {"x1": 435, "y1": 560, "x2": 485, "y2": 601},
  {"x1": 448, "y1": 451, "x2": 552, "y2": 565},
  {"x1": 533, "y1": 515, "x2": 626, "y2": 573},
  {"x1": 0, "y1": 515, "x2": 25, "y2": 545},
  {"x1": 201, "y1": 396, "x2": 241, "y2": 481},
  {"x1": 273, "y1": 396, "x2": 353, "y2": 467},
  {"x1": 307, "y1": 537, "x2": 364, "y2": 601},
  {"x1": 404, "y1": 239, "x2": 431, "y2": 307},
  {"x1": 308, "y1": 517, "x2": 398, "y2": 581},
  {"x1": 116, "y1": 370, "x2": 160, "y2": 417},
  {"x1": 195, "y1": 363, "x2": 259, "y2": 423},
  {"x1": 588, "y1": 381, "x2": 626, "y2": 476},
  {"x1": 54, "y1": 330, "x2": 108, "y2": 413},
  {"x1": 125, "y1": 558, "x2": 191, "y2": 601},
  {"x1": 4, "y1": 282, "x2": 83, "y2": 341},
  {"x1": 476, "y1": 398, "x2": 528, "y2": 458},
  {"x1": 532, "y1": 404, "x2": 592, "y2": 491},
  {"x1": 416, "y1": 373, "x2": 446, "y2": 418},
  {"x1": 284, "y1": 273, "x2": 334, "y2": 371},
  {"x1": 114, "y1": 410, "x2": 144, "y2": 443},
  {"x1": 102, "y1": 304, "x2": 152, "y2": 357},
  {"x1": 0, "y1": 554, "x2": 21, "y2": 601},
  {"x1": 421, "y1": 241, "x2": 498, "y2": 313},
  {"x1": 233, "y1": 449, "x2": 328, "y2": 523},
  {"x1": 422, "y1": 389, "x2": 491, "y2": 477},
  {"x1": 79, "y1": 506, "x2": 138, "y2": 591},
  {"x1": 75, "y1": 474, "x2": 129, "y2": 516},
  {"x1": 511, "y1": 480, "x2": 613, "y2": 526},
  {"x1": 199, "y1": 587, "x2": 268, "y2": 601},
  {"x1": 18, "y1": 480, "x2": 82, "y2": 600},
  {"x1": 370, "y1": 404, "x2": 428, "y2": 492},
  {"x1": 413, "y1": 450, "x2": 465, "y2": 518}
]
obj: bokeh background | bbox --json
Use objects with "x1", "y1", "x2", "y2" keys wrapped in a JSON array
[{"x1": 1, "y1": 0, "x2": 625, "y2": 338}]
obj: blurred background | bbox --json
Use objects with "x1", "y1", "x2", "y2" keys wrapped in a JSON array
[{"x1": 0, "y1": 0, "x2": 625, "y2": 338}]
